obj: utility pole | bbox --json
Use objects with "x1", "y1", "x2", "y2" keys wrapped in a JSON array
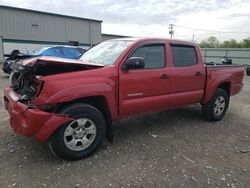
[{"x1": 169, "y1": 24, "x2": 174, "y2": 38}]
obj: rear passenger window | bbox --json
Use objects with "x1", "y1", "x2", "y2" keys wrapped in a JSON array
[
  {"x1": 130, "y1": 44, "x2": 166, "y2": 69},
  {"x1": 171, "y1": 45, "x2": 197, "y2": 67},
  {"x1": 63, "y1": 48, "x2": 82, "y2": 59},
  {"x1": 43, "y1": 47, "x2": 63, "y2": 57}
]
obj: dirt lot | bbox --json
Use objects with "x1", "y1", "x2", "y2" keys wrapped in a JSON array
[{"x1": 0, "y1": 72, "x2": 249, "y2": 188}]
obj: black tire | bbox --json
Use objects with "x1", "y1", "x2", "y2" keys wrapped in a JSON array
[
  {"x1": 49, "y1": 103, "x2": 106, "y2": 160},
  {"x1": 202, "y1": 88, "x2": 229, "y2": 122},
  {"x1": 246, "y1": 66, "x2": 250, "y2": 76}
]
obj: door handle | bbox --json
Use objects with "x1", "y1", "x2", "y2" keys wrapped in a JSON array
[
  {"x1": 195, "y1": 72, "x2": 202, "y2": 76},
  {"x1": 160, "y1": 74, "x2": 169, "y2": 79}
]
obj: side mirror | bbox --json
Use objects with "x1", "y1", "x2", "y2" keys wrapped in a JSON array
[{"x1": 122, "y1": 57, "x2": 145, "y2": 71}]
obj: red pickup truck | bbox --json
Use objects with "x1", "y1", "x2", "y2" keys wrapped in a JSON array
[{"x1": 4, "y1": 38, "x2": 245, "y2": 160}]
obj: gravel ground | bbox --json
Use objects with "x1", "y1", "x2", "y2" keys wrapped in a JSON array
[{"x1": 0, "y1": 72, "x2": 249, "y2": 188}]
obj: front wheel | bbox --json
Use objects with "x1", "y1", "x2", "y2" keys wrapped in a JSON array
[
  {"x1": 49, "y1": 103, "x2": 106, "y2": 160},
  {"x1": 202, "y1": 88, "x2": 229, "y2": 122}
]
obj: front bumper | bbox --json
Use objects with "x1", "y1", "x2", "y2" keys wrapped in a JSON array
[{"x1": 4, "y1": 87, "x2": 73, "y2": 142}]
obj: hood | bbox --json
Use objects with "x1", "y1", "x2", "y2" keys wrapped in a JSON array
[
  {"x1": 10, "y1": 56, "x2": 106, "y2": 103},
  {"x1": 17, "y1": 56, "x2": 84, "y2": 66},
  {"x1": 14, "y1": 56, "x2": 105, "y2": 76}
]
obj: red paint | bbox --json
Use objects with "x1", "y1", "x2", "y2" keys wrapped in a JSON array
[
  {"x1": 4, "y1": 38, "x2": 245, "y2": 142},
  {"x1": 4, "y1": 87, "x2": 73, "y2": 142}
]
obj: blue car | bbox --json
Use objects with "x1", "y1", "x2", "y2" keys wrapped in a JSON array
[{"x1": 2, "y1": 46, "x2": 86, "y2": 74}]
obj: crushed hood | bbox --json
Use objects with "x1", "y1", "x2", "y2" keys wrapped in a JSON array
[
  {"x1": 18, "y1": 56, "x2": 85, "y2": 66},
  {"x1": 14, "y1": 56, "x2": 105, "y2": 76}
]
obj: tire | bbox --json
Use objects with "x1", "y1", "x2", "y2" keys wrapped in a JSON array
[
  {"x1": 49, "y1": 103, "x2": 106, "y2": 160},
  {"x1": 202, "y1": 88, "x2": 229, "y2": 122},
  {"x1": 247, "y1": 66, "x2": 250, "y2": 76}
]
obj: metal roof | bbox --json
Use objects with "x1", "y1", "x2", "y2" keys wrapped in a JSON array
[
  {"x1": 102, "y1": 33, "x2": 131, "y2": 38},
  {"x1": 0, "y1": 5, "x2": 103, "y2": 23}
]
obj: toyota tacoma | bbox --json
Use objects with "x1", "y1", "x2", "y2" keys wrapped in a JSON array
[{"x1": 4, "y1": 38, "x2": 245, "y2": 160}]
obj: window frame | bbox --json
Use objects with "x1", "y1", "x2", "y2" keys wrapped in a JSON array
[
  {"x1": 125, "y1": 42, "x2": 167, "y2": 70},
  {"x1": 170, "y1": 44, "x2": 198, "y2": 68}
]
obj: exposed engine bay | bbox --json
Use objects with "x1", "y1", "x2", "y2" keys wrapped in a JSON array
[
  {"x1": 10, "y1": 59, "x2": 104, "y2": 103},
  {"x1": 10, "y1": 71, "x2": 43, "y2": 102}
]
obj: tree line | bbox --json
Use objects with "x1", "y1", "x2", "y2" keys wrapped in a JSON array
[{"x1": 199, "y1": 36, "x2": 250, "y2": 48}]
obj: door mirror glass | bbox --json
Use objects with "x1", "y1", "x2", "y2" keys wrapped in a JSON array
[{"x1": 122, "y1": 57, "x2": 145, "y2": 71}]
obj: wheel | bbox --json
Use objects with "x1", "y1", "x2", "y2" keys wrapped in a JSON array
[
  {"x1": 49, "y1": 103, "x2": 106, "y2": 160},
  {"x1": 202, "y1": 88, "x2": 229, "y2": 122}
]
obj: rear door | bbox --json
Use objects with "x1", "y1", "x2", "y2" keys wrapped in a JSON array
[
  {"x1": 169, "y1": 44, "x2": 206, "y2": 107},
  {"x1": 119, "y1": 43, "x2": 171, "y2": 116}
]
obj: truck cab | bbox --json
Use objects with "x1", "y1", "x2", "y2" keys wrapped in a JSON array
[{"x1": 118, "y1": 39, "x2": 206, "y2": 116}]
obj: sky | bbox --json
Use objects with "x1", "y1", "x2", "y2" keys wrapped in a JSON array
[{"x1": 0, "y1": 0, "x2": 250, "y2": 42}]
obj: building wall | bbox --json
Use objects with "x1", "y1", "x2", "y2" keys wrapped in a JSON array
[
  {"x1": 202, "y1": 48, "x2": 250, "y2": 65},
  {"x1": 0, "y1": 36, "x2": 3, "y2": 62},
  {"x1": 0, "y1": 6, "x2": 102, "y2": 46}
]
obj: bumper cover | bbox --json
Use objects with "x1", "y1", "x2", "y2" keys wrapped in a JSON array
[{"x1": 4, "y1": 87, "x2": 73, "y2": 142}]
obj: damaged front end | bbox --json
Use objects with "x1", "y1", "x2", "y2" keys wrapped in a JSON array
[
  {"x1": 10, "y1": 68, "x2": 44, "y2": 103},
  {"x1": 5, "y1": 57, "x2": 103, "y2": 142},
  {"x1": 10, "y1": 57, "x2": 103, "y2": 104},
  {"x1": 4, "y1": 85, "x2": 74, "y2": 142}
]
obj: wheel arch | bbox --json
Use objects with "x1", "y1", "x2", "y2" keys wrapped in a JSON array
[
  {"x1": 217, "y1": 81, "x2": 231, "y2": 96},
  {"x1": 202, "y1": 80, "x2": 232, "y2": 105},
  {"x1": 55, "y1": 96, "x2": 114, "y2": 142}
]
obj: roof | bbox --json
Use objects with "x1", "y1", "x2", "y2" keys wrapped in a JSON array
[
  {"x1": 108, "y1": 37, "x2": 197, "y2": 45},
  {"x1": 102, "y1": 33, "x2": 131, "y2": 38},
  {"x1": 0, "y1": 5, "x2": 102, "y2": 23},
  {"x1": 109, "y1": 37, "x2": 196, "y2": 44}
]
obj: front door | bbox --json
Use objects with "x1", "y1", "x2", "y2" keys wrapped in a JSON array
[{"x1": 119, "y1": 43, "x2": 171, "y2": 117}]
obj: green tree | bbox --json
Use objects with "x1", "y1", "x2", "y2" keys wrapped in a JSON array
[
  {"x1": 241, "y1": 37, "x2": 250, "y2": 48},
  {"x1": 199, "y1": 36, "x2": 250, "y2": 48},
  {"x1": 199, "y1": 40, "x2": 210, "y2": 48},
  {"x1": 221, "y1": 40, "x2": 230, "y2": 48},
  {"x1": 207, "y1": 36, "x2": 220, "y2": 48},
  {"x1": 221, "y1": 39, "x2": 242, "y2": 48}
]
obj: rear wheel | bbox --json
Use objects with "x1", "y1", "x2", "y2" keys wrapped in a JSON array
[
  {"x1": 49, "y1": 103, "x2": 106, "y2": 160},
  {"x1": 202, "y1": 88, "x2": 229, "y2": 122}
]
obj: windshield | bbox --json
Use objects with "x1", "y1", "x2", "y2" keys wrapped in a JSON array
[
  {"x1": 80, "y1": 41, "x2": 133, "y2": 66},
  {"x1": 31, "y1": 47, "x2": 50, "y2": 55}
]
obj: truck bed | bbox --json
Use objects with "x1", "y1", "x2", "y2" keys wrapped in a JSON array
[{"x1": 202, "y1": 64, "x2": 245, "y2": 104}]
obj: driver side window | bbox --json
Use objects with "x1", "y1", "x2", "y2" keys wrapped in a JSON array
[{"x1": 130, "y1": 44, "x2": 166, "y2": 69}]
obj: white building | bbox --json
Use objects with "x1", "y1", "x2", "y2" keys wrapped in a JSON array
[{"x1": 0, "y1": 5, "x2": 103, "y2": 62}]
